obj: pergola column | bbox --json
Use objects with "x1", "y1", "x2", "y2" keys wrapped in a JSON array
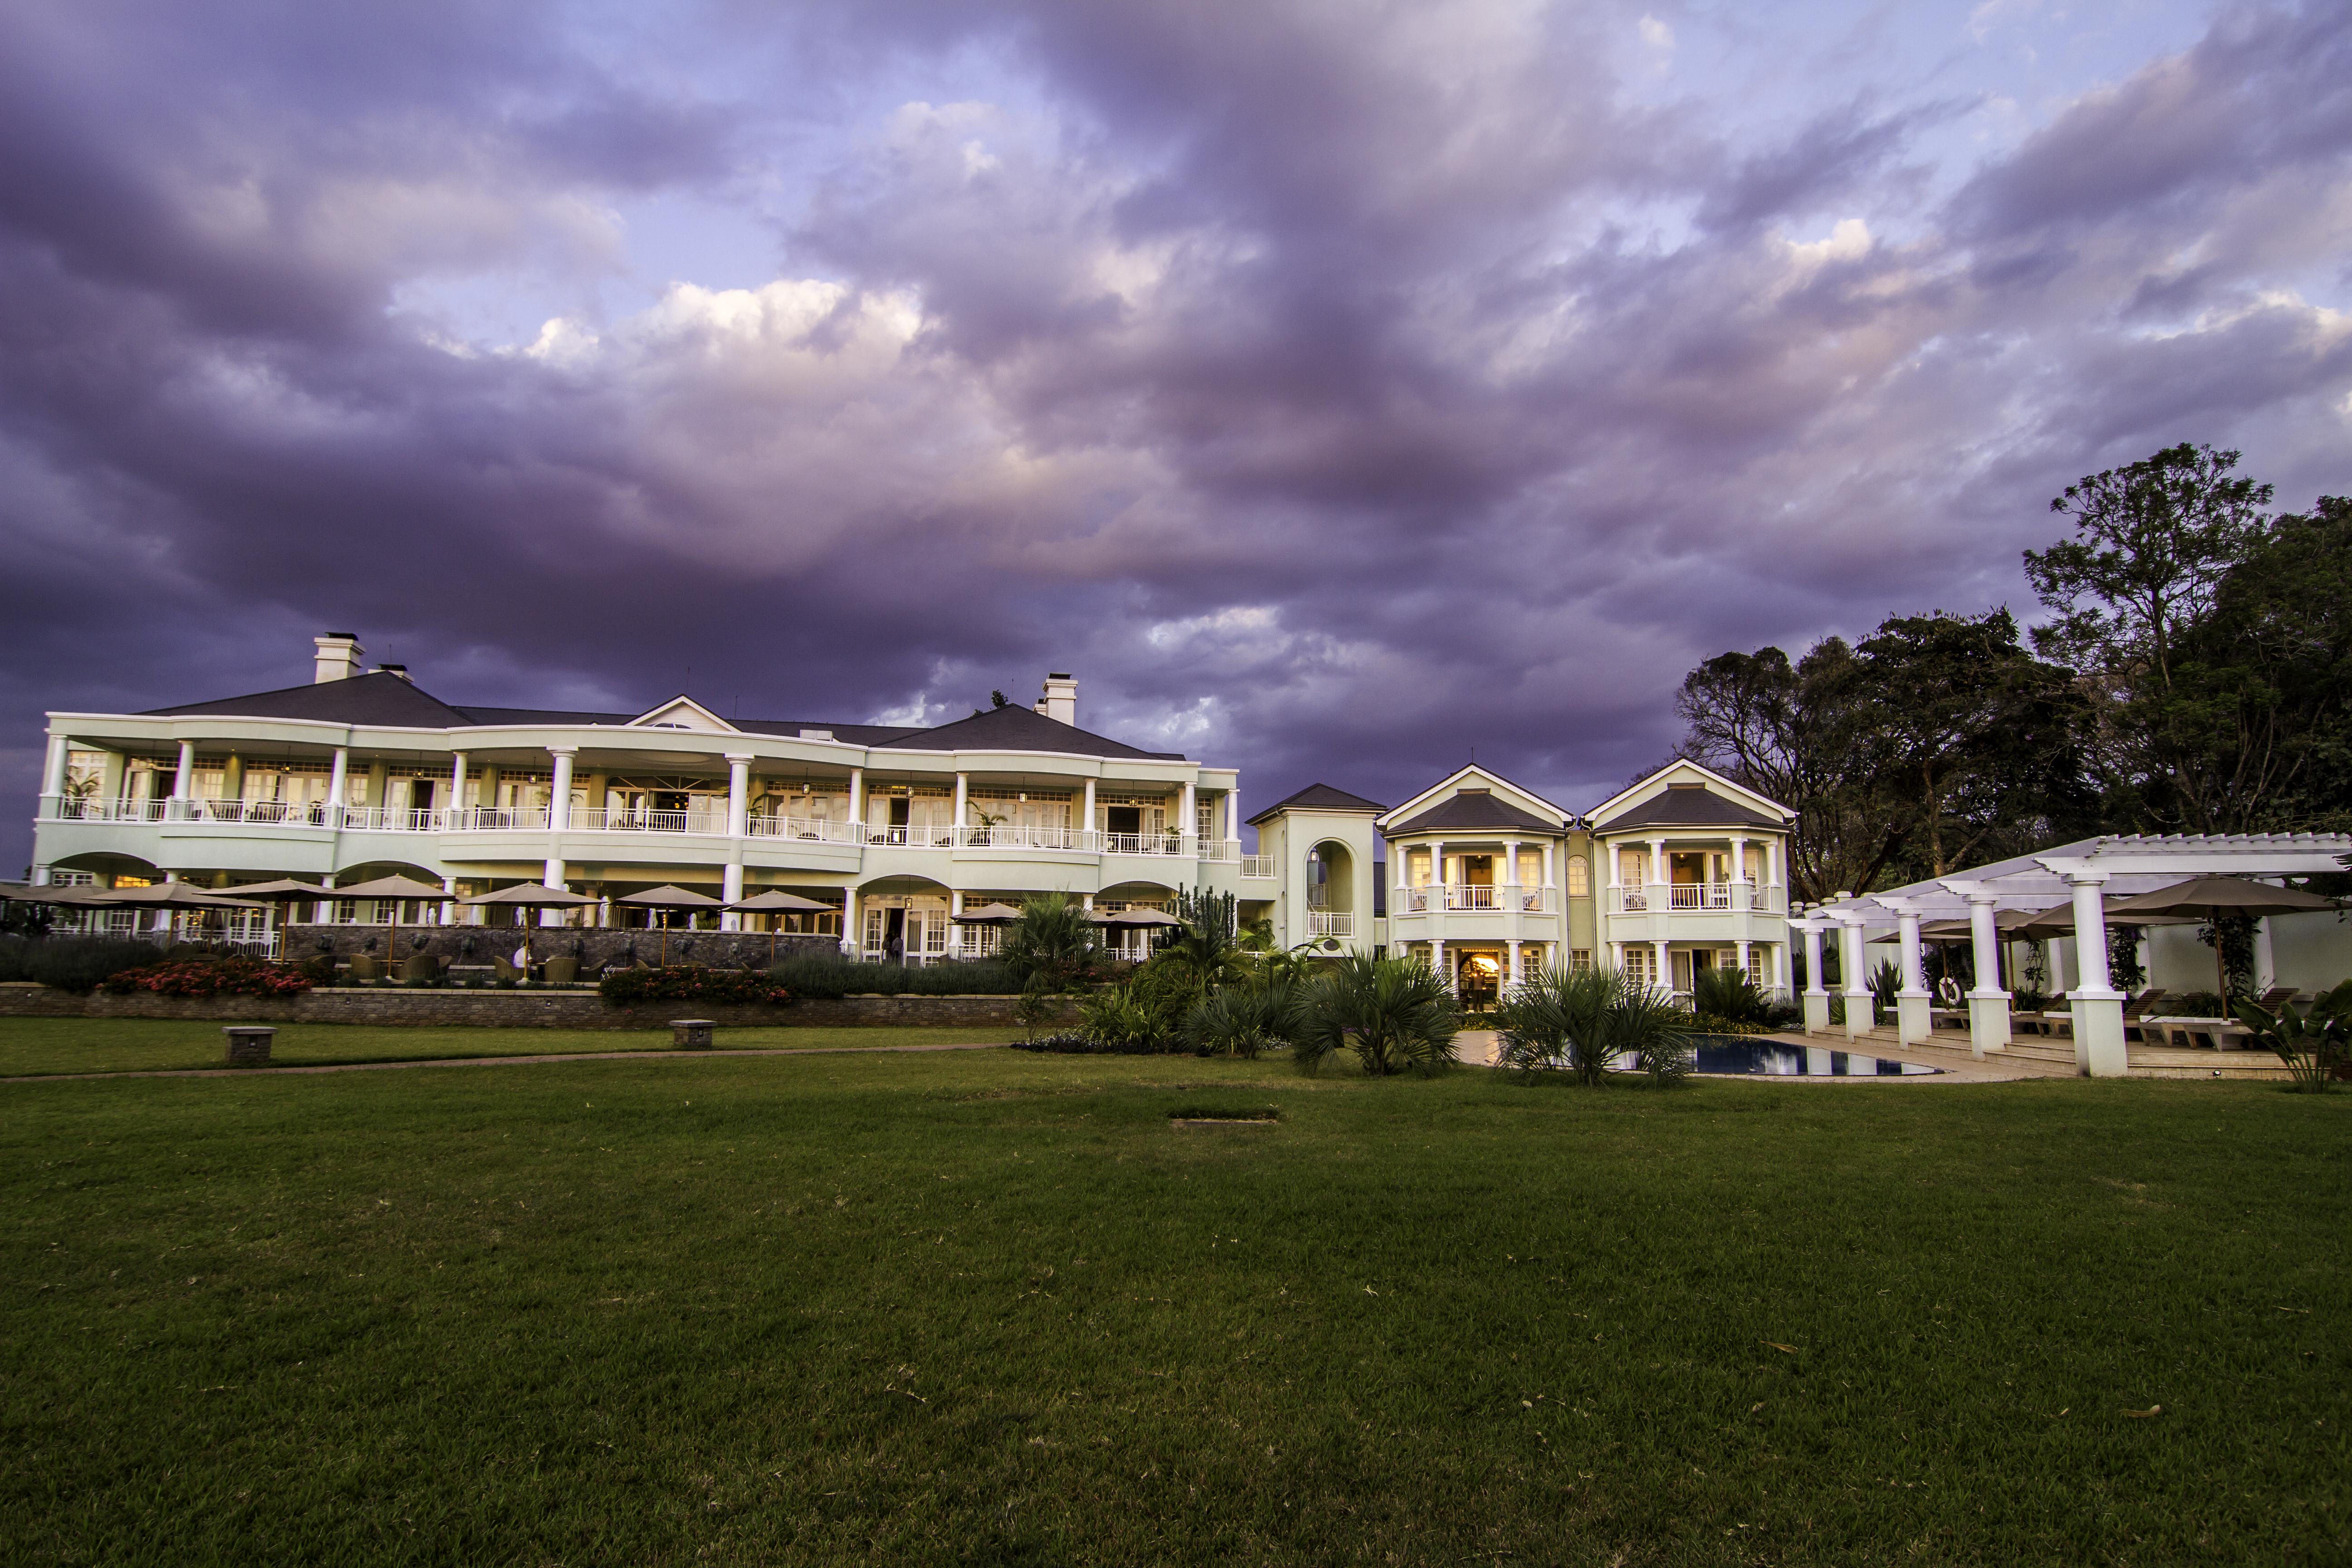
[
  {"x1": 1835, "y1": 914, "x2": 1871, "y2": 1039},
  {"x1": 2067, "y1": 870, "x2": 2128, "y2": 1077},
  {"x1": 1894, "y1": 907, "x2": 1931, "y2": 1045},
  {"x1": 1956, "y1": 889, "x2": 2011, "y2": 1057},
  {"x1": 1800, "y1": 920, "x2": 1830, "y2": 1033}
]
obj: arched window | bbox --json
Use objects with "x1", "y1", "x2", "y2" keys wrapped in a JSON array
[{"x1": 1565, "y1": 854, "x2": 1591, "y2": 898}]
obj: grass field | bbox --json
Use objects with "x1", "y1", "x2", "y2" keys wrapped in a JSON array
[
  {"x1": 2, "y1": 1026, "x2": 2346, "y2": 1565},
  {"x1": 0, "y1": 1019, "x2": 1002, "y2": 1076}
]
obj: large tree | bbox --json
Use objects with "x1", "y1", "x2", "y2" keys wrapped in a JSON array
[
  {"x1": 2023, "y1": 443, "x2": 2274, "y2": 831},
  {"x1": 1675, "y1": 612, "x2": 2087, "y2": 900}
]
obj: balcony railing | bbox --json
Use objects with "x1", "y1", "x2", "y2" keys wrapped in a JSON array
[
  {"x1": 1241, "y1": 855, "x2": 1276, "y2": 878},
  {"x1": 1398, "y1": 885, "x2": 1554, "y2": 913},
  {"x1": 41, "y1": 796, "x2": 1250, "y2": 862},
  {"x1": 1306, "y1": 911, "x2": 1355, "y2": 938},
  {"x1": 1610, "y1": 883, "x2": 1784, "y2": 914}
]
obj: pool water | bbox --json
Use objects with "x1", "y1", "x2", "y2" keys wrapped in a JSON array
[{"x1": 1688, "y1": 1039, "x2": 1942, "y2": 1077}]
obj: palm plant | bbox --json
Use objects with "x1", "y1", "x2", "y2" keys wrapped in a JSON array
[
  {"x1": 1293, "y1": 951, "x2": 1460, "y2": 1076},
  {"x1": 1495, "y1": 965, "x2": 1693, "y2": 1088},
  {"x1": 1689, "y1": 965, "x2": 1770, "y2": 1025},
  {"x1": 2233, "y1": 980, "x2": 2351, "y2": 1093},
  {"x1": 999, "y1": 893, "x2": 1101, "y2": 993},
  {"x1": 1868, "y1": 958, "x2": 1903, "y2": 1023},
  {"x1": 1182, "y1": 977, "x2": 1306, "y2": 1059}
]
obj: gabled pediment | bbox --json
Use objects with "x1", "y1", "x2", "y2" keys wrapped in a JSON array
[
  {"x1": 1586, "y1": 759, "x2": 1792, "y2": 829},
  {"x1": 626, "y1": 695, "x2": 739, "y2": 733},
  {"x1": 1377, "y1": 764, "x2": 1569, "y2": 834}
]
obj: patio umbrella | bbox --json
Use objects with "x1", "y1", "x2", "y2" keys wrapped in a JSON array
[
  {"x1": 1916, "y1": 906, "x2": 2059, "y2": 992},
  {"x1": 461, "y1": 883, "x2": 602, "y2": 967},
  {"x1": 96, "y1": 882, "x2": 269, "y2": 946},
  {"x1": 949, "y1": 901, "x2": 1026, "y2": 923},
  {"x1": 617, "y1": 885, "x2": 726, "y2": 963},
  {"x1": 2102, "y1": 876, "x2": 2342, "y2": 1001},
  {"x1": 727, "y1": 889, "x2": 833, "y2": 959},
  {"x1": 334, "y1": 874, "x2": 451, "y2": 971},
  {"x1": 0, "y1": 882, "x2": 116, "y2": 905}
]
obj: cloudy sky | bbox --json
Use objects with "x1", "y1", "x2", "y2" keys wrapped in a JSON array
[{"x1": 5, "y1": 0, "x2": 2349, "y2": 868}]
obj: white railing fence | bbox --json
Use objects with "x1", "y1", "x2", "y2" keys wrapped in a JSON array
[
  {"x1": 1241, "y1": 855, "x2": 1277, "y2": 878},
  {"x1": 1398, "y1": 885, "x2": 1556, "y2": 913}
]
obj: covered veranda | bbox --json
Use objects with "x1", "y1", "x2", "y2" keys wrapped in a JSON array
[{"x1": 1792, "y1": 833, "x2": 2351, "y2": 1077}]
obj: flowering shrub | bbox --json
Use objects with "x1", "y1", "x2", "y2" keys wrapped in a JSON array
[
  {"x1": 100, "y1": 956, "x2": 314, "y2": 998},
  {"x1": 599, "y1": 965, "x2": 793, "y2": 1006}
]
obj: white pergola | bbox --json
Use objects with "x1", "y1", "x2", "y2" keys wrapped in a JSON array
[{"x1": 1788, "y1": 833, "x2": 2352, "y2": 1076}]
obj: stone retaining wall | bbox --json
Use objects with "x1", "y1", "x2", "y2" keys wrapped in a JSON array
[{"x1": 0, "y1": 983, "x2": 1070, "y2": 1032}]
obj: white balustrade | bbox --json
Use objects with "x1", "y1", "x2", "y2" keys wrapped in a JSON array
[
  {"x1": 338, "y1": 806, "x2": 446, "y2": 832},
  {"x1": 45, "y1": 798, "x2": 172, "y2": 823},
  {"x1": 746, "y1": 814, "x2": 865, "y2": 845},
  {"x1": 1399, "y1": 885, "x2": 1554, "y2": 914},
  {"x1": 1241, "y1": 855, "x2": 1277, "y2": 878},
  {"x1": 1306, "y1": 911, "x2": 1355, "y2": 938}
]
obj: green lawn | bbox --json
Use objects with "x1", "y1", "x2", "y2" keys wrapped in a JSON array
[
  {"x1": 2, "y1": 1042, "x2": 2345, "y2": 1565},
  {"x1": 0, "y1": 1019, "x2": 1004, "y2": 1076}
]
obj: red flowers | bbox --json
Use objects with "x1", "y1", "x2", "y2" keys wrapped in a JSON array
[{"x1": 100, "y1": 956, "x2": 315, "y2": 997}]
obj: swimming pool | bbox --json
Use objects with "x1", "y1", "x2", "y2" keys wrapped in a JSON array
[{"x1": 1688, "y1": 1038, "x2": 1942, "y2": 1076}]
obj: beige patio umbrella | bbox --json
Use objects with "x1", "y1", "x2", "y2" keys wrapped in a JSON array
[
  {"x1": 617, "y1": 885, "x2": 726, "y2": 964},
  {"x1": 727, "y1": 889, "x2": 833, "y2": 959},
  {"x1": 96, "y1": 882, "x2": 269, "y2": 947},
  {"x1": 2103, "y1": 876, "x2": 2341, "y2": 1002},
  {"x1": 334, "y1": 874, "x2": 451, "y2": 971},
  {"x1": 461, "y1": 883, "x2": 602, "y2": 967},
  {"x1": 950, "y1": 901, "x2": 1026, "y2": 923}
]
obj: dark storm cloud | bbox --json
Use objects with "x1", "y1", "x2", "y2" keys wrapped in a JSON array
[{"x1": 2, "y1": 0, "x2": 2349, "y2": 868}]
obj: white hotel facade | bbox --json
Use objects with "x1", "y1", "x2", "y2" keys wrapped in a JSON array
[{"x1": 28, "y1": 635, "x2": 1795, "y2": 991}]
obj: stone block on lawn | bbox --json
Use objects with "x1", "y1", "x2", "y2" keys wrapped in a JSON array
[
  {"x1": 222, "y1": 1026, "x2": 276, "y2": 1067},
  {"x1": 671, "y1": 1019, "x2": 715, "y2": 1050}
]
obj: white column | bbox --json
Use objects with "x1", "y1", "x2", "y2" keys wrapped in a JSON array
[
  {"x1": 1651, "y1": 938, "x2": 1671, "y2": 995},
  {"x1": 2067, "y1": 870, "x2": 2127, "y2": 1077},
  {"x1": 1083, "y1": 778, "x2": 1097, "y2": 844},
  {"x1": 549, "y1": 748, "x2": 577, "y2": 831},
  {"x1": 842, "y1": 885, "x2": 861, "y2": 956},
  {"x1": 1728, "y1": 833, "x2": 1749, "y2": 911},
  {"x1": 1507, "y1": 939, "x2": 1523, "y2": 988},
  {"x1": 541, "y1": 856, "x2": 567, "y2": 925},
  {"x1": 39, "y1": 735, "x2": 69, "y2": 813},
  {"x1": 327, "y1": 748, "x2": 350, "y2": 825},
  {"x1": 1226, "y1": 786, "x2": 1237, "y2": 843},
  {"x1": 1894, "y1": 909, "x2": 1931, "y2": 1045},
  {"x1": 1431, "y1": 840, "x2": 1447, "y2": 907},
  {"x1": 2253, "y1": 914, "x2": 2278, "y2": 993},
  {"x1": 953, "y1": 772, "x2": 969, "y2": 843},
  {"x1": 1800, "y1": 921, "x2": 1830, "y2": 1034},
  {"x1": 947, "y1": 888, "x2": 964, "y2": 959},
  {"x1": 722, "y1": 862, "x2": 745, "y2": 930},
  {"x1": 1541, "y1": 841, "x2": 1555, "y2": 897},
  {"x1": 449, "y1": 751, "x2": 469, "y2": 824},
  {"x1": 1501, "y1": 838, "x2": 1519, "y2": 902},
  {"x1": 848, "y1": 768, "x2": 865, "y2": 839},
  {"x1": 1181, "y1": 780, "x2": 1197, "y2": 850},
  {"x1": 172, "y1": 740, "x2": 196, "y2": 809},
  {"x1": 1960, "y1": 890, "x2": 2010, "y2": 1057},
  {"x1": 1430, "y1": 937, "x2": 1447, "y2": 989},
  {"x1": 441, "y1": 874, "x2": 457, "y2": 927},
  {"x1": 1837, "y1": 916, "x2": 1871, "y2": 1039}
]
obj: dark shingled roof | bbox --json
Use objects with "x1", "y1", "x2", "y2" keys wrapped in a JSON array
[
  {"x1": 1247, "y1": 782, "x2": 1386, "y2": 825},
  {"x1": 149, "y1": 672, "x2": 472, "y2": 727},
  {"x1": 873, "y1": 702, "x2": 1184, "y2": 760},
  {"x1": 1385, "y1": 791, "x2": 1562, "y2": 836},
  {"x1": 148, "y1": 677, "x2": 1180, "y2": 759},
  {"x1": 1594, "y1": 787, "x2": 1784, "y2": 831}
]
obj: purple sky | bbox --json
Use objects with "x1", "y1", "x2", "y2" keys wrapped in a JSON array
[{"x1": 5, "y1": 0, "x2": 2349, "y2": 872}]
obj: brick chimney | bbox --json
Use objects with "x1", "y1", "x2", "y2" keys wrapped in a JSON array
[
  {"x1": 1034, "y1": 672, "x2": 1077, "y2": 725},
  {"x1": 314, "y1": 633, "x2": 364, "y2": 683}
]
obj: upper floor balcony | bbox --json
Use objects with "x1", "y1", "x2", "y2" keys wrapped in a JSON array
[
  {"x1": 39, "y1": 795, "x2": 1243, "y2": 860},
  {"x1": 1396, "y1": 884, "x2": 1555, "y2": 914},
  {"x1": 1610, "y1": 882, "x2": 1784, "y2": 914}
]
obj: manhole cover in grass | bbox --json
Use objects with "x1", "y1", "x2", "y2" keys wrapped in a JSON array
[{"x1": 1167, "y1": 1107, "x2": 1281, "y2": 1129}]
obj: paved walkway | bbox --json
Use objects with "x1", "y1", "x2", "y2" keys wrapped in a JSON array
[{"x1": 1, "y1": 1040, "x2": 1013, "y2": 1084}]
